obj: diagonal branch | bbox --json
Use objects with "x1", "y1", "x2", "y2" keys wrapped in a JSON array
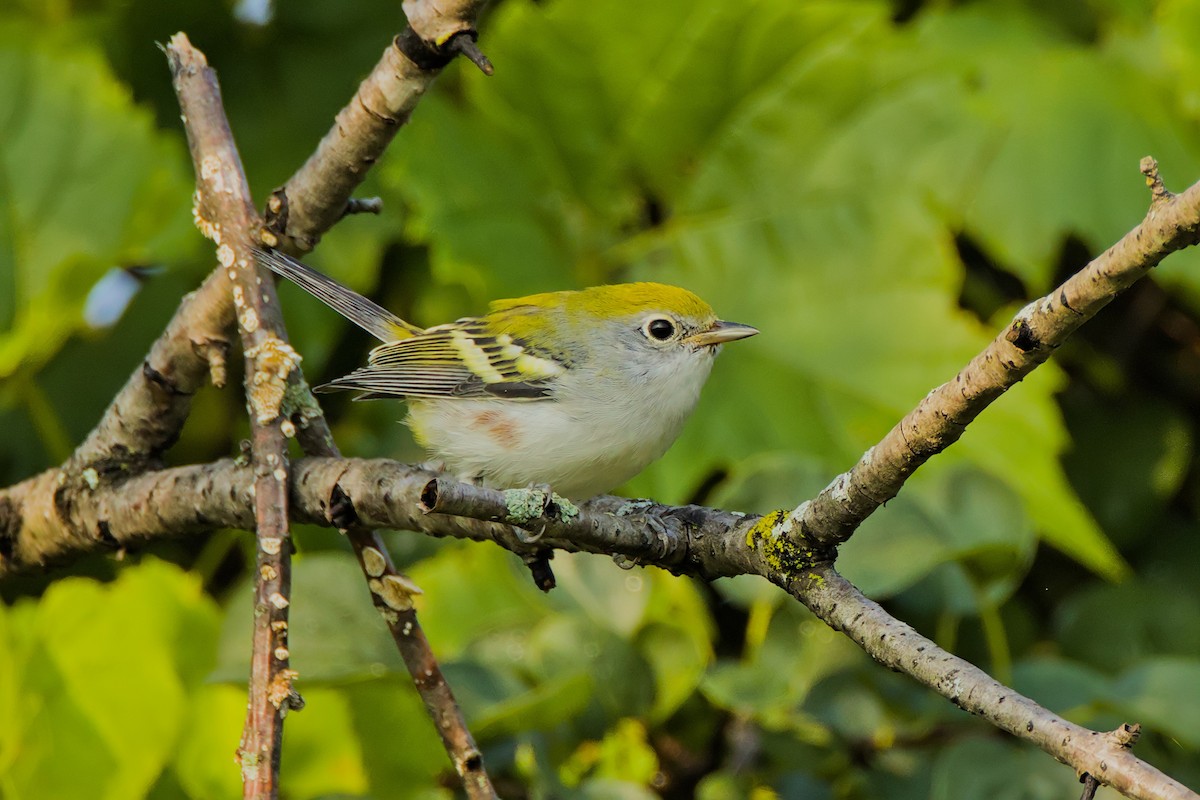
[
  {"x1": 0, "y1": 4, "x2": 498, "y2": 792},
  {"x1": 265, "y1": 0, "x2": 491, "y2": 251},
  {"x1": 782, "y1": 159, "x2": 1200, "y2": 560},
  {"x1": 265, "y1": 0, "x2": 498, "y2": 792},
  {"x1": 293, "y1": 404, "x2": 496, "y2": 797}
]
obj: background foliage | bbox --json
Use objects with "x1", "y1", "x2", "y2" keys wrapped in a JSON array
[{"x1": 1, "y1": 0, "x2": 1199, "y2": 797}]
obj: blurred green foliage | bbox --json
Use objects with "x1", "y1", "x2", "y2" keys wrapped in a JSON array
[{"x1": 2, "y1": 0, "x2": 1199, "y2": 797}]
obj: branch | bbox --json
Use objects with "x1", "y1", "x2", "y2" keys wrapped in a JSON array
[
  {"x1": 264, "y1": 0, "x2": 492, "y2": 251},
  {"x1": 164, "y1": 33, "x2": 299, "y2": 798},
  {"x1": 784, "y1": 158, "x2": 1199, "y2": 556},
  {"x1": 293, "y1": 390, "x2": 496, "y2": 798},
  {"x1": 1, "y1": 6, "x2": 498, "y2": 791},
  {"x1": 1, "y1": 456, "x2": 1193, "y2": 800}
]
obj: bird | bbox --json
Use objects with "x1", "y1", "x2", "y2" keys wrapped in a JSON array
[{"x1": 256, "y1": 248, "x2": 758, "y2": 500}]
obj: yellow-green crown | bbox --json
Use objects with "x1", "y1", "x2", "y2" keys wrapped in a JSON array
[{"x1": 490, "y1": 282, "x2": 715, "y2": 322}]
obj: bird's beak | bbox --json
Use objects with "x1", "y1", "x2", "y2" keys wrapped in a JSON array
[{"x1": 684, "y1": 320, "x2": 759, "y2": 347}]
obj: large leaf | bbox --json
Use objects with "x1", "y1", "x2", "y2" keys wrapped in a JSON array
[
  {"x1": 1110, "y1": 657, "x2": 1200, "y2": 750},
  {"x1": 930, "y1": 738, "x2": 1083, "y2": 800},
  {"x1": 0, "y1": 560, "x2": 221, "y2": 800},
  {"x1": 0, "y1": 24, "x2": 193, "y2": 381}
]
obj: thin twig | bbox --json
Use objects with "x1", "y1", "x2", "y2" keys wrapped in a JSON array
[
  {"x1": 165, "y1": 34, "x2": 299, "y2": 798},
  {"x1": 293, "y1": 411, "x2": 497, "y2": 797},
  {"x1": 266, "y1": 0, "x2": 499, "y2": 789}
]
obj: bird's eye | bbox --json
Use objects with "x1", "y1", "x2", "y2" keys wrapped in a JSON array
[{"x1": 644, "y1": 317, "x2": 676, "y2": 341}]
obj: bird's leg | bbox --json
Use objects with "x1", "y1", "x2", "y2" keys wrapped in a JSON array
[{"x1": 511, "y1": 482, "x2": 557, "y2": 591}]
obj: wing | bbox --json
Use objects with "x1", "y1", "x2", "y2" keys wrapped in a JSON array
[{"x1": 319, "y1": 318, "x2": 565, "y2": 400}]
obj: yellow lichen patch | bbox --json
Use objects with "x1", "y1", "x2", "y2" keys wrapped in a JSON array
[
  {"x1": 367, "y1": 574, "x2": 422, "y2": 612},
  {"x1": 217, "y1": 242, "x2": 236, "y2": 268},
  {"x1": 743, "y1": 509, "x2": 831, "y2": 579},
  {"x1": 745, "y1": 510, "x2": 787, "y2": 548},
  {"x1": 361, "y1": 547, "x2": 387, "y2": 578},
  {"x1": 267, "y1": 668, "x2": 299, "y2": 709},
  {"x1": 245, "y1": 335, "x2": 302, "y2": 425}
]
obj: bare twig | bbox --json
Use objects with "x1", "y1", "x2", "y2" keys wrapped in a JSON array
[
  {"x1": 293, "y1": 414, "x2": 497, "y2": 796},
  {"x1": 165, "y1": 34, "x2": 299, "y2": 798},
  {"x1": 1, "y1": 5, "x2": 498, "y2": 790}
]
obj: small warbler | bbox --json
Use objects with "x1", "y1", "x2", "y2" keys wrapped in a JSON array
[{"x1": 257, "y1": 249, "x2": 757, "y2": 499}]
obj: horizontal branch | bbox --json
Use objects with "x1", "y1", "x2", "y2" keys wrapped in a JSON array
[{"x1": 1, "y1": 456, "x2": 1192, "y2": 800}]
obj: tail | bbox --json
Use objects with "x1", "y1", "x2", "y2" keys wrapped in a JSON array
[{"x1": 254, "y1": 248, "x2": 422, "y2": 342}]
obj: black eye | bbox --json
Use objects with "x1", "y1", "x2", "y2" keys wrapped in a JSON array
[{"x1": 645, "y1": 317, "x2": 676, "y2": 341}]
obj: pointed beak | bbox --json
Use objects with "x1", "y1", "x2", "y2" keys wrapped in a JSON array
[{"x1": 684, "y1": 320, "x2": 759, "y2": 347}]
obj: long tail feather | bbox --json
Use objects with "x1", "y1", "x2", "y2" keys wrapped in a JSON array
[{"x1": 254, "y1": 248, "x2": 421, "y2": 342}]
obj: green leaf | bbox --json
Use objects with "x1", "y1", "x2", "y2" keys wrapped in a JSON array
[
  {"x1": 406, "y1": 543, "x2": 549, "y2": 658},
  {"x1": 464, "y1": 665, "x2": 595, "y2": 740},
  {"x1": 636, "y1": 574, "x2": 713, "y2": 720},
  {"x1": 548, "y1": 553, "x2": 652, "y2": 637},
  {"x1": 171, "y1": 684, "x2": 246, "y2": 800},
  {"x1": 1111, "y1": 657, "x2": 1200, "y2": 749},
  {"x1": 341, "y1": 678, "x2": 453, "y2": 799},
  {"x1": 714, "y1": 455, "x2": 1036, "y2": 605},
  {"x1": 0, "y1": 559, "x2": 221, "y2": 800},
  {"x1": 1011, "y1": 656, "x2": 1111, "y2": 716},
  {"x1": 0, "y1": 24, "x2": 193, "y2": 380},
  {"x1": 213, "y1": 551, "x2": 406, "y2": 683},
  {"x1": 701, "y1": 604, "x2": 860, "y2": 732},
  {"x1": 930, "y1": 738, "x2": 1081, "y2": 800},
  {"x1": 279, "y1": 687, "x2": 370, "y2": 798},
  {"x1": 577, "y1": 779, "x2": 661, "y2": 800},
  {"x1": 562, "y1": 718, "x2": 659, "y2": 788},
  {"x1": 1055, "y1": 581, "x2": 1200, "y2": 673},
  {"x1": 527, "y1": 616, "x2": 657, "y2": 725},
  {"x1": 1062, "y1": 393, "x2": 1192, "y2": 547}
]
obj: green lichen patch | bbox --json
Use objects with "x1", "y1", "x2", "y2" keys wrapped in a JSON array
[
  {"x1": 504, "y1": 487, "x2": 549, "y2": 524},
  {"x1": 549, "y1": 493, "x2": 579, "y2": 522}
]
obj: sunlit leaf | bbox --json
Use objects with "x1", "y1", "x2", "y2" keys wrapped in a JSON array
[{"x1": 0, "y1": 24, "x2": 193, "y2": 380}]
